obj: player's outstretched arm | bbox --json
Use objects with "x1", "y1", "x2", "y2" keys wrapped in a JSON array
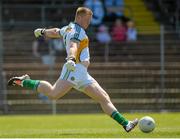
[
  {"x1": 34, "y1": 28, "x2": 62, "y2": 38},
  {"x1": 65, "y1": 41, "x2": 78, "y2": 71}
]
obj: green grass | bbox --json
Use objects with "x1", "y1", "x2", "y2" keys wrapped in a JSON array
[{"x1": 0, "y1": 113, "x2": 180, "y2": 138}]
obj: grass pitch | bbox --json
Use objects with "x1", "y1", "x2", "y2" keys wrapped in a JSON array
[{"x1": 0, "y1": 113, "x2": 179, "y2": 138}]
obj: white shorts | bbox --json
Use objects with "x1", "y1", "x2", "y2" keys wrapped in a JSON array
[{"x1": 60, "y1": 63, "x2": 96, "y2": 91}]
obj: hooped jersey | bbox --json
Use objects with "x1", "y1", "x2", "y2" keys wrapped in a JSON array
[{"x1": 59, "y1": 22, "x2": 90, "y2": 63}]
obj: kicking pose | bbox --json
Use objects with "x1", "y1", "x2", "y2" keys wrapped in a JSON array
[{"x1": 8, "y1": 7, "x2": 138, "y2": 132}]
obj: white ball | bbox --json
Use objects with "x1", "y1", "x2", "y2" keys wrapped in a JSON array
[{"x1": 139, "y1": 116, "x2": 155, "y2": 133}]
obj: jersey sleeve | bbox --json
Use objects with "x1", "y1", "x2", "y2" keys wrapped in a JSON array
[
  {"x1": 70, "y1": 33, "x2": 81, "y2": 43},
  {"x1": 64, "y1": 31, "x2": 81, "y2": 46},
  {"x1": 69, "y1": 25, "x2": 81, "y2": 43},
  {"x1": 80, "y1": 47, "x2": 90, "y2": 62},
  {"x1": 59, "y1": 26, "x2": 67, "y2": 37}
]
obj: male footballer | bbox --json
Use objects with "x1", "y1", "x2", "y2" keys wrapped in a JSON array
[{"x1": 8, "y1": 7, "x2": 138, "y2": 132}]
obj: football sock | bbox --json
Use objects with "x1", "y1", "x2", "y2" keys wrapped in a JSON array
[
  {"x1": 111, "y1": 111, "x2": 129, "y2": 126},
  {"x1": 22, "y1": 79, "x2": 40, "y2": 90}
]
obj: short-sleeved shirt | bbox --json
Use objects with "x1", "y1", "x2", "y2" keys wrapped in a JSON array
[{"x1": 59, "y1": 22, "x2": 90, "y2": 63}]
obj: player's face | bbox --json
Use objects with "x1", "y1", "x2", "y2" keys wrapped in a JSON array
[{"x1": 83, "y1": 14, "x2": 92, "y2": 29}]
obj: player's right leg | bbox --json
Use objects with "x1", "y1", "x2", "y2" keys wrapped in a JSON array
[
  {"x1": 83, "y1": 81, "x2": 138, "y2": 132},
  {"x1": 8, "y1": 74, "x2": 73, "y2": 100}
]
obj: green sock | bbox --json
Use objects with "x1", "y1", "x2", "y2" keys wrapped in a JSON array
[
  {"x1": 111, "y1": 111, "x2": 129, "y2": 126},
  {"x1": 22, "y1": 79, "x2": 40, "y2": 90}
]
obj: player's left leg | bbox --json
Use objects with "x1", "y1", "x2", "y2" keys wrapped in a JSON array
[
  {"x1": 7, "y1": 74, "x2": 73, "y2": 100},
  {"x1": 83, "y1": 82, "x2": 138, "y2": 132}
]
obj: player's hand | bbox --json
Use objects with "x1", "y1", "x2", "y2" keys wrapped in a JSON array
[
  {"x1": 65, "y1": 60, "x2": 76, "y2": 71},
  {"x1": 65, "y1": 58, "x2": 76, "y2": 71},
  {"x1": 34, "y1": 28, "x2": 45, "y2": 38}
]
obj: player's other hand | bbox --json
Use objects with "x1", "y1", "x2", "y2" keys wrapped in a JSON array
[
  {"x1": 34, "y1": 28, "x2": 45, "y2": 38},
  {"x1": 65, "y1": 58, "x2": 76, "y2": 71}
]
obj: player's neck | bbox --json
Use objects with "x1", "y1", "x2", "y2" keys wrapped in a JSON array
[{"x1": 74, "y1": 21, "x2": 85, "y2": 30}]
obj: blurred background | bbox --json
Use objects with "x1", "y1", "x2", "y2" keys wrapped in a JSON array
[{"x1": 0, "y1": 0, "x2": 180, "y2": 115}]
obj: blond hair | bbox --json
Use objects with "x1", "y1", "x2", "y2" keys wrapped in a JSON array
[{"x1": 75, "y1": 7, "x2": 93, "y2": 18}]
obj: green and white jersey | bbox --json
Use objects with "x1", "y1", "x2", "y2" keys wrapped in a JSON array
[{"x1": 59, "y1": 22, "x2": 90, "y2": 63}]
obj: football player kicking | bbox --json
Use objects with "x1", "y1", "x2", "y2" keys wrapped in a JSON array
[{"x1": 8, "y1": 7, "x2": 138, "y2": 132}]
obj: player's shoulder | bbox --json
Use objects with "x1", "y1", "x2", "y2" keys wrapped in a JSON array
[
  {"x1": 69, "y1": 22, "x2": 87, "y2": 41},
  {"x1": 59, "y1": 25, "x2": 69, "y2": 36}
]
